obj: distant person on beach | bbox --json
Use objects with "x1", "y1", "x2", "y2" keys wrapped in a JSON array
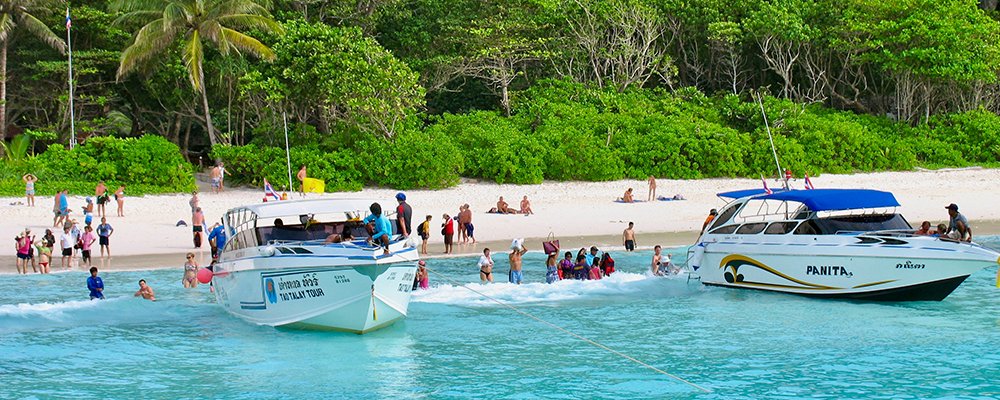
[
  {"x1": 296, "y1": 165, "x2": 307, "y2": 195},
  {"x1": 60, "y1": 225, "x2": 74, "y2": 269},
  {"x1": 478, "y1": 248, "x2": 494, "y2": 282},
  {"x1": 363, "y1": 203, "x2": 393, "y2": 256},
  {"x1": 651, "y1": 245, "x2": 664, "y2": 276},
  {"x1": 54, "y1": 189, "x2": 69, "y2": 227},
  {"x1": 134, "y1": 279, "x2": 156, "y2": 301},
  {"x1": 416, "y1": 261, "x2": 429, "y2": 289},
  {"x1": 915, "y1": 221, "x2": 932, "y2": 235},
  {"x1": 35, "y1": 237, "x2": 51, "y2": 274},
  {"x1": 219, "y1": 162, "x2": 227, "y2": 191},
  {"x1": 395, "y1": 193, "x2": 412, "y2": 238},
  {"x1": 114, "y1": 185, "x2": 125, "y2": 217},
  {"x1": 418, "y1": 215, "x2": 432, "y2": 255},
  {"x1": 545, "y1": 250, "x2": 560, "y2": 284},
  {"x1": 464, "y1": 205, "x2": 476, "y2": 243},
  {"x1": 496, "y1": 196, "x2": 516, "y2": 214},
  {"x1": 559, "y1": 251, "x2": 573, "y2": 280},
  {"x1": 458, "y1": 205, "x2": 469, "y2": 243},
  {"x1": 82, "y1": 198, "x2": 94, "y2": 227},
  {"x1": 647, "y1": 176, "x2": 656, "y2": 201},
  {"x1": 702, "y1": 209, "x2": 718, "y2": 233},
  {"x1": 97, "y1": 217, "x2": 113, "y2": 264},
  {"x1": 189, "y1": 191, "x2": 200, "y2": 213},
  {"x1": 508, "y1": 240, "x2": 527, "y2": 285},
  {"x1": 519, "y1": 196, "x2": 534, "y2": 215},
  {"x1": 601, "y1": 252, "x2": 615, "y2": 276},
  {"x1": 87, "y1": 267, "x2": 104, "y2": 300},
  {"x1": 623, "y1": 222, "x2": 636, "y2": 251},
  {"x1": 95, "y1": 181, "x2": 108, "y2": 218},
  {"x1": 210, "y1": 164, "x2": 222, "y2": 194},
  {"x1": 192, "y1": 207, "x2": 205, "y2": 248},
  {"x1": 80, "y1": 225, "x2": 96, "y2": 268},
  {"x1": 15, "y1": 229, "x2": 33, "y2": 274},
  {"x1": 23, "y1": 173, "x2": 37, "y2": 207},
  {"x1": 183, "y1": 253, "x2": 199, "y2": 288},
  {"x1": 945, "y1": 203, "x2": 972, "y2": 242},
  {"x1": 618, "y1": 188, "x2": 634, "y2": 203},
  {"x1": 441, "y1": 213, "x2": 455, "y2": 254},
  {"x1": 52, "y1": 190, "x2": 62, "y2": 226}
]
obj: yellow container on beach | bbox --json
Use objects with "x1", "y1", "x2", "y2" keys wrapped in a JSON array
[{"x1": 303, "y1": 177, "x2": 325, "y2": 193}]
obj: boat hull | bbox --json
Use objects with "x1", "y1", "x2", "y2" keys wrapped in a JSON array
[{"x1": 213, "y1": 257, "x2": 417, "y2": 333}]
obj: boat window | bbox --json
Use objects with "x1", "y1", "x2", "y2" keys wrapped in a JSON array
[
  {"x1": 709, "y1": 204, "x2": 742, "y2": 231},
  {"x1": 735, "y1": 223, "x2": 768, "y2": 234},
  {"x1": 812, "y1": 214, "x2": 911, "y2": 234},
  {"x1": 764, "y1": 222, "x2": 799, "y2": 235},
  {"x1": 794, "y1": 220, "x2": 820, "y2": 235},
  {"x1": 710, "y1": 224, "x2": 739, "y2": 234}
]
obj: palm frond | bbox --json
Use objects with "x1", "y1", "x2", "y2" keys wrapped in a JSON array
[
  {"x1": 0, "y1": 14, "x2": 15, "y2": 42},
  {"x1": 113, "y1": 10, "x2": 163, "y2": 27},
  {"x1": 218, "y1": 27, "x2": 274, "y2": 61},
  {"x1": 200, "y1": 20, "x2": 230, "y2": 56},
  {"x1": 207, "y1": 0, "x2": 271, "y2": 20},
  {"x1": 111, "y1": 0, "x2": 171, "y2": 13},
  {"x1": 18, "y1": 13, "x2": 65, "y2": 54},
  {"x1": 117, "y1": 19, "x2": 178, "y2": 80},
  {"x1": 162, "y1": 3, "x2": 188, "y2": 32},
  {"x1": 182, "y1": 30, "x2": 205, "y2": 91},
  {"x1": 217, "y1": 14, "x2": 282, "y2": 34}
]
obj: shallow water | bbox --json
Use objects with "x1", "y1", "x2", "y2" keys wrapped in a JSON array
[{"x1": 3, "y1": 238, "x2": 1000, "y2": 399}]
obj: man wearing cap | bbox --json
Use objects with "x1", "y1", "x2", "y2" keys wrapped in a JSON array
[
  {"x1": 585, "y1": 246, "x2": 600, "y2": 266},
  {"x1": 395, "y1": 193, "x2": 412, "y2": 238},
  {"x1": 945, "y1": 203, "x2": 972, "y2": 242}
]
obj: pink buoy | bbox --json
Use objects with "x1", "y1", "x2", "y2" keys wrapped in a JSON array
[{"x1": 197, "y1": 268, "x2": 214, "y2": 284}]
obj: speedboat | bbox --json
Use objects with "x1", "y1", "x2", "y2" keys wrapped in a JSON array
[
  {"x1": 688, "y1": 188, "x2": 1000, "y2": 301},
  {"x1": 211, "y1": 198, "x2": 419, "y2": 332}
]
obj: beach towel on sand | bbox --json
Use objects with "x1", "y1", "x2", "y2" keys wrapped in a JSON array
[{"x1": 613, "y1": 199, "x2": 644, "y2": 204}]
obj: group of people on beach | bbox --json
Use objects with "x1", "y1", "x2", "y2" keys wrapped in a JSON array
[{"x1": 489, "y1": 196, "x2": 534, "y2": 215}]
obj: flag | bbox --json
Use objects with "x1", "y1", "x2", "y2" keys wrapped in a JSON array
[
  {"x1": 65, "y1": 8, "x2": 71, "y2": 30},
  {"x1": 761, "y1": 175, "x2": 773, "y2": 195},
  {"x1": 263, "y1": 178, "x2": 280, "y2": 201},
  {"x1": 804, "y1": 174, "x2": 815, "y2": 190}
]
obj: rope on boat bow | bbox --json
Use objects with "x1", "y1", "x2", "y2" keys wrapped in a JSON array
[{"x1": 423, "y1": 266, "x2": 712, "y2": 393}]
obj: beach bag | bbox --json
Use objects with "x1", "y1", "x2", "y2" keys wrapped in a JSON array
[{"x1": 542, "y1": 232, "x2": 559, "y2": 254}]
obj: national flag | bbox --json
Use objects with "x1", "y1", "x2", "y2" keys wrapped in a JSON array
[
  {"x1": 65, "y1": 8, "x2": 72, "y2": 30},
  {"x1": 263, "y1": 178, "x2": 280, "y2": 201},
  {"x1": 804, "y1": 173, "x2": 815, "y2": 190},
  {"x1": 761, "y1": 175, "x2": 773, "y2": 195}
]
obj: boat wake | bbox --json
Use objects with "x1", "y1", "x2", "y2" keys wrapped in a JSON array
[{"x1": 413, "y1": 272, "x2": 697, "y2": 307}]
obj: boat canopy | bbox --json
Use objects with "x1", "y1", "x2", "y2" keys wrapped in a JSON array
[
  {"x1": 717, "y1": 188, "x2": 900, "y2": 211},
  {"x1": 717, "y1": 188, "x2": 788, "y2": 199}
]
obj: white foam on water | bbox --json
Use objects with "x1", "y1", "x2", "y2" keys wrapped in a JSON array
[
  {"x1": 413, "y1": 272, "x2": 689, "y2": 307},
  {"x1": 0, "y1": 297, "x2": 122, "y2": 319}
]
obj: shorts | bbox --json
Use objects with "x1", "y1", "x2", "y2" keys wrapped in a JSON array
[
  {"x1": 211, "y1": 178, "x2": 221, "y2": 188},
  {"x1": 97, "y1": 195, "x2": 108, "y2": 205},
  {"x1": 82, "y1": 250, "x2": 91, "y2": 262},
  {"x1": 62, "y1": 247, "x2": 72, "y2": 256},
  {"x1": 465, "y1": 223, "x2": 474, "y2": 237},
  {"x1": 509, "y1": 269, "x2": 523, "y2": 284},
  {"x1": 625, "y1": 240, "x2": 635, "y2": 251},
  {"x1": 16, "y1": 253, "x2": 30, "y2": 260},
  {"x1": 419, "y1": 233, "x2": 428, "y2": 240},
  {"x1": 26, "y1": 189, "x2": 35, "y2": 196},
  {"x1": 444, "y1": 234, "x2": 453, "y2": 245},
  {"x1": 99, "y1": 236, "x2": 109, "y2": 246},
  {"x1": 193, "y1": 226, "x2": 204, "y2": 233}
]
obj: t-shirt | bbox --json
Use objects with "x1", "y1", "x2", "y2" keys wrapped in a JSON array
[
  {"x1": 478, "y1": 255, "x2": 493, "y2": 269},
  {"x1": 418, "y1": 221, "x2": 430, "y2": 237},
  {"x1": 97, "y1": 223, "x2": 113, "y2": 237},
  {"x1": 948, "y1": 212, "x2": 970, "y2": 233},
  {"x1": 585, "y1": 253, "x2": 597, "y2": 266},
  {"x1": 208, "y1": 225, "x2": 227, "y2": 250},
  {"x1": 362, "y1": 214, "x2": 393, "y2": 241},
  {"x1": 59, "y1": 194, "x2": 68, "y2": 212},
  {"x1": 79, "y1": 232, "x2": 95, "y2": 251},
  {"x1": 60, "y1": 232, "x2": 74, "y2": 249},
  {"x1": 87, "y1": 276, "x2": 104, "y2": 299},
  {"x1": 396, "y1": 202, "x2": 413, "y2": 236},
  {"x1": 443, "y1": 218, "x2": 454, "y2": 235}
]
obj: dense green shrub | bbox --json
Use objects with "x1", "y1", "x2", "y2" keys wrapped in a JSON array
[
  {"x1": 211, "y1": 144, "x2": 363, "y2": 192},
  {"x1": 429, "y1": 111, "x2": 545, "y2": 184},
  {"x1": 354, "y1": 128, "x2": 463, "y2": 189},
  {"x1": 0, "y1": 136, "x2": 195, "y2": 196}
]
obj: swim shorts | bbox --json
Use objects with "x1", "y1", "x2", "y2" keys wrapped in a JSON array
[
  {"x1": 99, "y1": 236, "x2": 109, "y2": 246},
  {"x1": 16, "y1": 253, "x2": 30, "y2": 260},
  {"x1": 465, "y1": 223, "x2": 474, "y2": 237},
  {"x1": 193, "y1": 226, "x2": 203, "y2": 233},
  {"x1": 444, "y1": 234, "x2": 453, "y2": 245},
  {"x1": 509, "y1": 269, "x2": 523, "y2": 284},
  {"x1": 97, "y1": 195, "x2": 108, "y2": 205},
  {"x1": 62, "y1": 248, "x2": 72, "y2": 256},
  {"x1": 82, "y1": 250, "x2": 91, "y2": 262},
  {"x1": 211, "y1": 178, "x2": 220, "y2": 188},
  {"x1": 625, "y1": 240, "x2": 635, "y2": 251}
]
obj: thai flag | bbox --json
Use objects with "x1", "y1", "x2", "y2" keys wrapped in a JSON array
[
  {"x1": 263, "y1": 178, "x2": 280, "y2": 201},
  {"x1": 804, "y1": 173, "x2": 815, "y2": 190},
  {"x1": 761, "y1": 175, "x2": 773, "y2": 195},
  {"x1": 65, "y1": 8, "x2": 71, "y2": 29}
]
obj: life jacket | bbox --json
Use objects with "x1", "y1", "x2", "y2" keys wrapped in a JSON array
[{"x1": 603, "y1": 255, "x2": 615, "y2": 275}]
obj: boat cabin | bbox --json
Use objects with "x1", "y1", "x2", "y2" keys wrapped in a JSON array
[{"x1": 704, "y1": 188, "x2": 911, "y2": 236}]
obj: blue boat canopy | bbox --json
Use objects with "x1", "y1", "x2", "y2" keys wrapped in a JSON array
[
  {"x1": 717, "y1": 188, "x2": 788, "y2": 199},
  {"x1": 717, "y1": 188, "x2": 900, "y2": 211}
]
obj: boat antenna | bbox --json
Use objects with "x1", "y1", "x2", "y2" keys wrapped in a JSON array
[
  {"x1": 754, "y1": 91, "x2": 785, "y2": 189},
  {"x1": 282, "y1": 111, "x2": 293, "y2": 193}
]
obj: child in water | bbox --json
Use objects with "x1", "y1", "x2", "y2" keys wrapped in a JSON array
[
  {"x1": 589, "y1": 257, "x2": 602, "y2": 280},
  {"x1": 573, "y1": 255, "x2": 589, "y2": 280},
  {"x1": 559, "y1": 252, "x2": 574, "y2": 280},
  {"x1": 416, "y1": 261, "x2": 429, "y2": 289}
]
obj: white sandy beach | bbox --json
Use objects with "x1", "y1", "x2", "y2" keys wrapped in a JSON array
[{"x1": 3, "y1": 168, "x2": 999, "y2": 271}]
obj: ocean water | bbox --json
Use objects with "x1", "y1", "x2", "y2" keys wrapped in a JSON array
[{"x1": 3, "y1": 239, "x2": 1000, "y2": 399}]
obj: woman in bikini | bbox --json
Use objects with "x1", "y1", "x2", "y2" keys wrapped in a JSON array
[
  {"x1": 114, "y1": 185, "x2": 126, "y2": 217},
  {"x1": 477, "y1": 248, "x2": 494, "y2": 283},
  {"x1": 182, "y1": 253, "x2": 199, "y2": 288}
]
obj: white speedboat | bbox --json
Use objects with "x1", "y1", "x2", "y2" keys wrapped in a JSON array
[
  {"x1": 688, "y1": 188, "x2": 1000, "y2": 301},
  {"x1": 211, "y1": 199, "x2": 419, "y2": 332}
]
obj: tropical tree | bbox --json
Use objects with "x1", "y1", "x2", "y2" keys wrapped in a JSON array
[
  {"x1": 0, "y1": 0, "x2": 66, "y2": 139},
  {"x1": 112, "y1": 0, "x2": 282, "y2": 147}
]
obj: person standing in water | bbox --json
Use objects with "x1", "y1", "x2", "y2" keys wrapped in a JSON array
[
  {"x1": 545, "y1": 250, "x2": 560, "y2": 284},
  {"x1": 87, "y1": 267, "x2": 104, "y2": 300},
  {"x1": 623, "y1": 222, "x2": 636, "y2": 251},
  {"x1": 183, "y1": 253, "x2": 199, "y2": 288},
  {"x1": 134, "y1": 279, "x2": 156, "y2": 301},
  {"x1": 478, "y1": 248, "x2": 494, "y2": 283},
  {"x1": 415, "y1": 261, "x2": 429, "y2": 289},
  {"x1": 508, "y1": 241, "x2": 527, "y2": 285},
  {"x1": 651, "y1": 245, "x2": 664, "y2": 276}
]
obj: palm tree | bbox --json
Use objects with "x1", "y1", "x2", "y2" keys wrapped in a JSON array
[
  {"x1": 113, "y1": 0, "x2": 282, "y2": 147},
  {"x1": 0, "y1": 0, "x2": 66, "y2": 138}
]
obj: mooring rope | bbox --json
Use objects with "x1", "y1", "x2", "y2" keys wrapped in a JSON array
[{"x1": 423, "y1": 267, "x2": 712, "y2": 393}]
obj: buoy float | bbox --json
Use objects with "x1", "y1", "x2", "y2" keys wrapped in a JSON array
[{"x1": 197, "y1": 268, "x2": 214, "y2": 284}]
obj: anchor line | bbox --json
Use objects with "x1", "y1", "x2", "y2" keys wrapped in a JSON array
[{"x1": 423, "y1": 267, "x2": 712, "y2": 393}]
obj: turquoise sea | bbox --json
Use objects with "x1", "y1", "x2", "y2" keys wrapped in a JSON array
[{"x1": 3, "y1": 239, "x2": 1000, "y2": 399}]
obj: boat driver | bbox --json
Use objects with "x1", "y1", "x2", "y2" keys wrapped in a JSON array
[
  {"x1": 362, "y1": 203, "x2": 393, "y2": 255},
  {"x1": 945, "y1": 203, "x2": 972, "y2": 242}
]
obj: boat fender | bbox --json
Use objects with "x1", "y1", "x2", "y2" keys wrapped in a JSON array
[
  {"x1": 260, "y1": 246, "x2": 276, "y2": 257},
  {"x1": 690, "y1": 242, "x2": 706, "y2": 271}
]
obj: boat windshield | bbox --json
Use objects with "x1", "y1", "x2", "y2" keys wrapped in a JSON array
[
  {"x1": 806, "y1": 213, "x2": 911, "y2": 235},
  {"x1": 258, "y1": 216, "x2": 396, "y2": 245}
]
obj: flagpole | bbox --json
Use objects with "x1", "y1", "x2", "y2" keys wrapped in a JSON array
[
  {"x1": 754, "y1": 91, "x2": 783, "y2": 188},
  {"x1": 282, "y1": 111, "x2": 292, "y2": 192},
  {"x1": 66, "y1": 7, "x2": 76, "y2": 149}
]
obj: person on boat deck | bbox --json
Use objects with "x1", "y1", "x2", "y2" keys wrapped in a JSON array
[
  {"x1": 362, "y1": 203, "x2": 392, "y2": 255},
  {"x1": 945, "y1": 203, "x2": 973, "y2": 242},
  {"x1": 618, "y1": 188, "x2": 634, "y2": 203},
  {"x1": 324, "y1": 223, "x2": 355, "y2": 244},
  {"x1": 932, "y1": 224, "x2": 947, "y2": 238},
  {"x1": 915, "y1": 221, "x2": 932, "y2": 235},
  {"x1": 702, "y1": 209, "x2": 718, "y2": 233}
]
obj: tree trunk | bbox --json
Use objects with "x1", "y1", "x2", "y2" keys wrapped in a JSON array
[
  {"x1": 199, "y1": 80, "x2": 218, "y2": 148},
  {"x1": 1, "y1": 39, "x2": 7, "y2": 140},
  {"x1": 500, "y1": 83, "x2": 511, "y2": 116}
]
